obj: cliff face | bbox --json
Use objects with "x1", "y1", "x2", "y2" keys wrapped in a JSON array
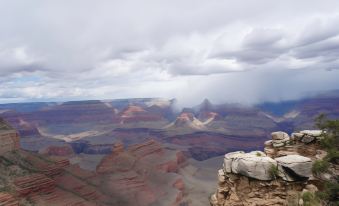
[
  {"x1": 95, "y1": 140, "x2": 188, "y2": 206},
  {"x1": 210, "y1": 130, "x2": 332, "y2": 206},
  {"x1": 0, "y1": 119, "x2": 110, "y2": 206},
  {"x1": 0, "y1": 118, "x2": 20, "y2": 155}
]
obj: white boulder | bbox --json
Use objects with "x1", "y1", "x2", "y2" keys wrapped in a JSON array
[
  {"x1": 299, "y1": 130, "x2": 324, "y2": 143},
  {"x1": 237, "y1": 156, "x2": 277, "y2": 180},
  {"x1": 223, "y1": 151, "x2": 276, "y2": 180},
  {"x1": 271, "y1": 132, "x2": 289, "y2": 140},
  {"x1": 300, "y1": 130, "x2": 323, "y2": 137},
  {"x1": 301, "y1": 135, "x2": 315, "y2": 144},
  {"x1": 271, "y1": 132, "x2": 290, "y2": 147},
  {"x1": 275, "y1": 155, "x2": 312, "y2": 181},
  {"x1": 291, "y1": 132, "x2": 303, "y2": 141},
  {"x1": 224, "y1": 151, "x2": 245, "y2": 173}
]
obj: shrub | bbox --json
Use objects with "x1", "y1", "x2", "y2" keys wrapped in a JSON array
[
  {"x1": 317, "y1": 182, "x2": 339, "y2": 202},
  {"x1": 325, "y1": 148, "x2": 339, "y2": 163},
  {"x1": 256, "y1": 152, "x2": 262, "y2": 157},
  {"x1": 315, "y1": 114, "x2": 339, "y2": 163},
  {"x1": 312, "y1": 160, "x2": 330, "y2": 174},
  {"x1": 269, "y1": 164, "x2": 279, "y2": 179},
  {"x1": 302, "y1": 191, "x2": 320, "y2": 206}
]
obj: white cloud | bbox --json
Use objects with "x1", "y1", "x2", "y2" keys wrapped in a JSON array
[{"x1": 0, "y1": 0, "x2": 339, "y2": 104}]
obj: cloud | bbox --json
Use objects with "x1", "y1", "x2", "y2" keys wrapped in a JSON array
[{"x1": 0, "y1": 0, "x2": 339, "y2": 104}]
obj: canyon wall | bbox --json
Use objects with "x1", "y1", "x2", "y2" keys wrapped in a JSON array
[{"x1": 0, "y1": 118, "x2": 20, "y2": 155}]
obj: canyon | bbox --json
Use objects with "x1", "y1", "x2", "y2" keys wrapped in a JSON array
[{"x1": 0, "y1": 92, "x2": 339, "y2": 205}]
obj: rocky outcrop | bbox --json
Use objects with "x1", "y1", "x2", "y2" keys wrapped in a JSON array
[
  {"x1": 210, "y1": 129, "x2": 325, "y2": 206},
  {"x1": 264, "y1": 130, "x2": 325, "y2": 159},
  {"x1": 210, "y1": 170, "x2": 307, "y2": 206}
]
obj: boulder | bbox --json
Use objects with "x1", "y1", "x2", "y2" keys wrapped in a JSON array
[
  {"x1": 271, "y1": 132, "x2": 289, "y2": 140},
  {"x1": 275, "y1": 155, "x2": 312, "y2": 181},
  {"x1": 237, "y1": 156, "x2": 277, "y2": 180},
  {"x1": 223, "y1": 151, "x2": 276, "y2": 180},
  {"x1": 271, "y1": 132, "x2": 290, "y2": 148},
  {"x1": 230, "y1": 152, "x2": 266, "y2": 174},
  {"x1": 301, "y1": 135, "x2": 315, "y2": 144},
  {"x1": 224, "y1": 151, "x2": 245, "y2": 173},
  {"x1": 300, "y1": 130, "x2": 323, "y2": 137},
  {"x1": 291, "y1": 132, "x2": 303, "y2": 141}
]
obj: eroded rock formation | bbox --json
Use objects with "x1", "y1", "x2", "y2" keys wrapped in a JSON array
[{"x1": 95, "y1": 140, "x2": 188, "y2": 205}]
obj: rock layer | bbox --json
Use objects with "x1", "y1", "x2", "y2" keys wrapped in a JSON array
[
  {"x1": 0, "y1": 193, "x2": 18, "y2": 206},
  {"x1": 0, "y1": 118, "x2": 20, "y2": 155}
]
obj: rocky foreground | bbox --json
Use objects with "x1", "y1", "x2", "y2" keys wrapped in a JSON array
[{"x1": 210, "y1": 130, "x2": 338, "y2": 206}]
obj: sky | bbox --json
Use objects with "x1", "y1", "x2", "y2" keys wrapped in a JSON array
[{"x1": 1, "y1": 0, "x2": 339, "y2": 106}]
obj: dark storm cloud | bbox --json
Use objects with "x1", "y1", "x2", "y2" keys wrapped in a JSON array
[
  {"x1": 0, "y1": 0, "x2": 339, "y2": 103},
  {"x1": 212, "y1": 15, "x2": 339, "y2": 71}
]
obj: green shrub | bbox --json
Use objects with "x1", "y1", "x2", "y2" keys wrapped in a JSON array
[
  {"x1": 312, "y1": 160, "x2": 330, "y2": 174},
  {"x1": 269, "y1": 164, "x2": 279, "y2": 179},
  {"x1": 316, "y1": 182, "x2": 339, "y2": 206},
  {"x1": 256, "y1": 152, "x2": 262, "y2": 157},
  {"x1": 302, "y1": 191, "x2": 320, "y2": 206},
  {"x1": 315, "y1": 114, "x2": 339, "y2": 163},
  {"x1": 325, "y1": 148, "x2": 339, "y2": 163},
  {"x1": 314, "y1": 114, "x2": 339, "y2": 206}
]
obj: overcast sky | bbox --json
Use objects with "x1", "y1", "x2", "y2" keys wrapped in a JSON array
[{"x1": 1, "y1": 0, "x2": 339, "y2": 106}]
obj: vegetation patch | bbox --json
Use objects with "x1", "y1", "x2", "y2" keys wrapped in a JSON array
[
  {"x1": 312, "y1": 160, "x2": 330, "y2": 174},
  {"x1": 302, "y1": 191, "x2": 320, "y2": 206},
  {"x1": 268, "y1": 164, "x2": 279, "y2": 179},
  {"x1": 313, "y1": 114, "x2": 339, "y2": 205}
]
